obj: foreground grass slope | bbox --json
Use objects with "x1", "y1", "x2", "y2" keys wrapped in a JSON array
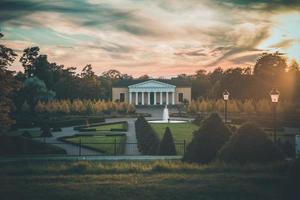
[{"x1": 0, "y1": 161, "x2": 288, "y2": 200}]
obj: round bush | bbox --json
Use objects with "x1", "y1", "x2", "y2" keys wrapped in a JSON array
[
  {"x1": 218, "y1": 123, "x2": 284, "y2": 163},
  {"x1": 183, "y1": 113, "x2": 231, "y2": 163}
]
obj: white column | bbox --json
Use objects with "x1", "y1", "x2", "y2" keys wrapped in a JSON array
[
  {"x1": 148, "y1": 92, "x2": 150, "y2": 105},
  {"x1": 135, "y1": 92, "x2": 138, "y2": 105},
  {"x1": 172, "y1": 92, "x2": 175, "y2": 105},
  {"x1": 160, "y1": 92, "x2": 163, "y2": 105},
  {"x1": 154, "y1": 92, "x2": 156, "y2": 105},
  {"x1": 166, "y1": 92, "x2": 169, "y2": 105},
  {"x1": 129, "y1": 92, "x2": 132, "y2": 104},
  {"x1": 142, "y1": 92, "x2": 144, "y2": 105}
]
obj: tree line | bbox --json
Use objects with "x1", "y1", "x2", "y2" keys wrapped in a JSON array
[{"x1": 1, "y1": 32, "x2": 300, "y2": 132}]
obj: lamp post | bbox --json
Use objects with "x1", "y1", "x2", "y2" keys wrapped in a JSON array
[
  {"x1": 223, "y1": 90, "x2": 230, "y2": 124},
  {"x1": 270, "y1": 88, "x2": 280, "y2": 143}
]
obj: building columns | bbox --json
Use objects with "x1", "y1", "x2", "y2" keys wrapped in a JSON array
[
  {"x1": 172, "y1": 92, "x2": 175, "y2": 105},
  {"x1": 147, "y1": 92, "x2": 150, "y2": 105},
  {"x1": 160, "y1": 92, "x2": 163, "y2": 105},
  {"x1": 131, "y1": 90, "x2": 175, "y2": 105},
  {"x1": 166, "y1": 92, "x2": 169, "y2": 105},
  {"x1": 129, "y1": 92, "x2": 132, "y2": 104},
  {"x1": 135, "y1": 92, "x2": 138, "y2": 105}
]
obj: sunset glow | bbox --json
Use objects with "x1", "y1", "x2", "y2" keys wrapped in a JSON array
[{"x1": 1, "y1": 0, "x2": 300, "y2": 77}]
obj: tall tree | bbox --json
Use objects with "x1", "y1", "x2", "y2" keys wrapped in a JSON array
[
  {"x1": 23, "y1": 77, "x2": 55, "y2": 112},
  {"x1": 0, "y1": 33, "x2": 20, "y2": 133}
]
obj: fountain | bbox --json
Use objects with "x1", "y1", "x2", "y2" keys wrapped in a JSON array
[
  {"x1": 162, "y1": 105, "x2": 169, "y2": 122},
  {"x1": 148, "y1": 105, "x2": 187, "y2": 124}
]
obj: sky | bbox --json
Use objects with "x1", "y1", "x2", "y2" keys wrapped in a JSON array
[{"x1": 0, "y1": 0, "x2": 300, "y2": 77}]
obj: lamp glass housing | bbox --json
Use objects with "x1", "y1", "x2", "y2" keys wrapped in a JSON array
[
  {"x1": 223, "y1": 90, "x2": 230, "y2": 101},
  {"x1": 270, "y1": 89, "x2": 280, "y2": 103}
]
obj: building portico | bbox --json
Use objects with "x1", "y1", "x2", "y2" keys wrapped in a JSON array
[{"x1": 112, "y1": 79, "x2": 191, "y2": 105}]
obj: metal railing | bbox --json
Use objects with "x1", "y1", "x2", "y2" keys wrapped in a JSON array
[{"x1": 1, "y1": 140, "x2": 186, "y2": 157}]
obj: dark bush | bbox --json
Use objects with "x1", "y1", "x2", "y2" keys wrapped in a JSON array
[
  {"x1": 218, "y1": 123, "x2": 285, "y2": 163},
  {"x1": 286, "y1": 158, "x2": 300, "y2": 200},
  {"x1": 158, "y1": 127, "x2": 176, "y2": 155},
  {"x1": 22, "y1": 131, "x2": 31, "y2": 138},
  {"x1": 183, "y1": 113, "x2": 231, "y2": 163},
  {"x1": 135, "y1": 116, "x2": 160, "y2": 155},
  {"x1": 40, "y1": 124, "x2": 53, "y2": 137}
]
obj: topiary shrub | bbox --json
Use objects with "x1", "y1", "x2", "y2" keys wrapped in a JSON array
[
  {"x1": 218, "y1": 123, "x2": 284, "y2": 163},
  {"x1": 40, "y1": 124, "x2": 53, "y2": 137},
  {"x1": 183, "y1": 113, "x2": 231, "y2": 163},
  {"x1": 158, "y1": 127, "x2": 176, "y2": 155},
  {"x1": 135, "y1": 116, "x2": 160, "y2": 155},
  {"x1": 286, "y1": 158, "x2": 300, "y2": 199}
]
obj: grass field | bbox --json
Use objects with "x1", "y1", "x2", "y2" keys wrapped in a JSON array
[
  {"x1": 150, "y1": 122, "x2": 199, "y2": 143},
  {"x1": 63, "y1": 135, "x2": 126, "y2": 154},
  {"x1": 0, "y1": 161, "x2": 289, "y2": 200}
]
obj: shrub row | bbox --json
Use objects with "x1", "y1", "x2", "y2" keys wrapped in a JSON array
[
  {"x1": 34, "y1": 99, "x2": 136, "y2": 115},
  {"x1": 183, "y1": 113, "x2": 285, "y2": 164},
  {"x1": 15, "y1": 115, "x2": 105, "y2": 128},
  {"x1": 135, "y1": 116, "x2": 160, "y2": 155},
  {"x1": 188, "y1": 99, "x2": 299, "y2": 114},
  {"x1": 75, "y1": 121, "x2": 128, "y2": 132}
]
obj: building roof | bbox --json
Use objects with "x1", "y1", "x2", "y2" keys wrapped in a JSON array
[{"x1": 113, "y1": 79, "x2": 191, "y2": 88}]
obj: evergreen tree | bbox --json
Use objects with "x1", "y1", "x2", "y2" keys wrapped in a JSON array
[
  {"x1": 158, "y1": 127, "x2": 176, "y2": 155},
  {"x1": 0, "y1": 33, "x2": 20, "y2": 133}
]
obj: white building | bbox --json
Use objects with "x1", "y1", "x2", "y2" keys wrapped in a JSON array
[{"x1": 112, "y1": 79, "x2": 191, "y2": 105}]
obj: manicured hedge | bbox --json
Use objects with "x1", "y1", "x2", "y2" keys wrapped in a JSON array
[
  {"x1": 0, "y1": 135, "x2": 66, "y2": 155},
  {"x1": 75, "y1": 121, "x2": 128, "y2": 132},
  {"x1": 15, "y1": 115, "x2": 105, "y2": 128},
  {"x1": 135, "y1": 116, "x2": 160, "y2": 155}
]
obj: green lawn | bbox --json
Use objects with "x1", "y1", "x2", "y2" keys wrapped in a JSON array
[
  {"x1": 150, "y1": 122, "x2": 199, "y2": 143},
  {"x1": 0, "y1": 161, "x2": 288, "y2": 200},
  {"x1": 63, "y1": 135, "x2": 126, "y2": 154}
]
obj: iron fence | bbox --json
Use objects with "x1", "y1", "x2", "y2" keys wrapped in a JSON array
[{"x1": 1, "y1": 140, "x2": 186, "y2": 157}]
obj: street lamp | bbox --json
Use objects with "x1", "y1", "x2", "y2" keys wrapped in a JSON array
[
  {"x1": 223, "y1": 90, "x2": 230, "y2": 124},
  {"x1": 270, "y1": 88, "x2": 280, "y2": 143}
]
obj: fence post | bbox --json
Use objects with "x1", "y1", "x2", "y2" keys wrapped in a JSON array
[
  {"x1": 79, "y1": 137, "x2": 82, "y2": 156},
  {"x1": 114, "y1": 138, "x2": 117, "y2": 156},
  {"x1": 183, "y1": 140, "x2": 186, "y2": 155}
]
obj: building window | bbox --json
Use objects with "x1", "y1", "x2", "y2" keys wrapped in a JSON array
[
  {"x1": 178, "y1": 93, "x2": 183, "y2": 102},
  {"x1": 120, "y1": 93, "x2": 125, "y2": 102}
]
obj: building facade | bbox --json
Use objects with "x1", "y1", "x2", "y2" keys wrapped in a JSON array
[{"x1": 112, "y1": 80, "x2": 191, "y2": 105}]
